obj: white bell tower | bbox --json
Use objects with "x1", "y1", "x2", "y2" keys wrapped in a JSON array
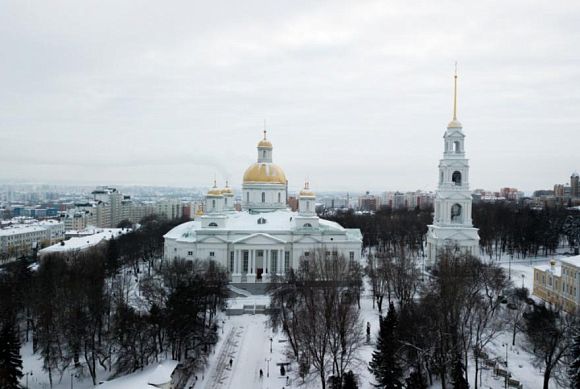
[{"x1": 426, "y1": 68, "x2": 479, "y2": 266}]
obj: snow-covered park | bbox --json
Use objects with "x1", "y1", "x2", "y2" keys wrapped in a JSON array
[{"x1": 16, "y1": 255, "x2": 566, "y2": 389}]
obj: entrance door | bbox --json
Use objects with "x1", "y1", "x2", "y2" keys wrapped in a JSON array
[{"x1": 257, "y1": 268, "x2": 263, "y2": 280}]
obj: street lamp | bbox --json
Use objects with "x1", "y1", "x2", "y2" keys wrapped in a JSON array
[
  {"x1": 265, "y1": 357, "x2": 271, "y2": 377},
  {"x1": 502, "y1": 343, "x2": 509, "y2": 367},
  {"x1": 25, "y1": 371, "x2": 33, "y2": 388}
]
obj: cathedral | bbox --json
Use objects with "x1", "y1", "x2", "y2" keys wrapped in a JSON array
[
  {"x1": 164, "y1": 132, "x2": 363, "y2": 283},
  {"x1": 426, "y1": 72, "x2": 480, "y2": 266}
]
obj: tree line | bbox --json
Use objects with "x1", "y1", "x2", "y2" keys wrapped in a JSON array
[
  {"x1": 0, "y1": 215, "x2": 229, "y2": 388},
  {"x1": 323, "y1": 203, "x2": 580, "y2": 259},
  {"x1": 367, "y1": 247, "x2": 580, "y2": 389}
]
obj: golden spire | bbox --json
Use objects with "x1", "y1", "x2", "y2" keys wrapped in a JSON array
[{"x1": 453, "y1": 62, "x2": 458, "y2": 121}]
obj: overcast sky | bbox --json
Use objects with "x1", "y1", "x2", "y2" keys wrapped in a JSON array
[{"x1": 1, "y1": 1, "x2": 579, "y2": 193}]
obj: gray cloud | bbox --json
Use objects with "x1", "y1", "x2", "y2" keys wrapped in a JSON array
[{"x1": 1, "y1": 0, "x2": 579, "y2": 193}]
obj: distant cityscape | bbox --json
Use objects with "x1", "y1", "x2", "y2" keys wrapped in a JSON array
[{"x1": 1, "y1": 170, "x2": 578, "y2": 262}]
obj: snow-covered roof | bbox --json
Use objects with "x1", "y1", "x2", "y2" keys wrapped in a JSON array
[
  {"x1": 559, "y1": 254, "x2": 580, "y2": 268},
  {"x1": 0, "y1": 225, "x2": 48, "y2": 236},
  {"x1": 164, "y1": 209, "x2": 357, "y2": 242},
  {"x1": 534, "y1": 263, "x2": 562, "y2": 278},
  {"x1": 38, "y1": 228, "x2": 130, "y2": 255},
  {"x1": 98, "y1": 360, "x2": 178, "y2": 389}
]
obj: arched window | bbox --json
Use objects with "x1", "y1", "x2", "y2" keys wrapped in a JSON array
[
  {"x1": 306, "y1": 200, "x2": 310, "y2": 210},
  {"x1": 262, "y1": 192, "x2": 265, "y2": 203},
  {"x1": 246, "y1": 192, "x2": 250, "y2": 202},
  {"x1": 278, "y1": 192, "x2": 281, "y2": 203},
  {"x1": 212, "y1": 200, "x2": 216, "y2": 208},
  {"x1": 451, "y1": 203, "x2": 462, "y2": 223},
  {"x1": 208, "y1": 222, "x2": 218, "y2": 227},
  {"x1": 257, "y1": 217, "x2": 267, "y2": 225},
  {"x1": 440, "y1": 171, "x2": 444, "y2": 183},
  {"x1": 454, "y1": 141, "x2": 461, "y2": 153},
  {"x1": 452, "y1": 171, "x2": 462, "y2": 186},
  {"x1": 304, "y1": 223, "x2": 312, "y2": 228}
]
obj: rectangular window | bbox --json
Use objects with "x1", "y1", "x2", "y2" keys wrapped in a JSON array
[
  {"x1": 285, "y1": 251, "x2": 290, "y2": 272},
  {"x1": 349, "y1": 251, "x2": 355, "y2": 261},
  {"x1": 230, "y1": 252, "x2": 235, "y2": 272},
  {"x1": 304, "y1": 251, "x2": 310, "y2": 257},
  {"x1": 188, "y1": 251, "x2": 193, "y2": 256},
  {"x1": 209, "y1": 251, "x2": 215, "y2": 257}
]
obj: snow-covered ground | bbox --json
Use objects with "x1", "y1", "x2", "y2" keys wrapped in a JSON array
[{"x1": 19, "y1": 256, "x2": 563, "y2": 389}]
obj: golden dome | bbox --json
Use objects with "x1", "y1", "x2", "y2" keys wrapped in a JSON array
[
  {"x1": 258, "y1": 139, "x2": 273, "y2": 148},
  {"x1": 447, "y1": 119, "x2": 462, "y2": 129},
  {"x1": 257, "y1": 129, "x2": 273, "y2": 149},
  {"x1": 220, "y1": 181, "x2": 234, "y2": 195},
  {"x1": 243, "y1": 163, "x2": 287, "y2": 184},
  {"x1": 299, "y1": 182, "x2": 315, "y2": 197},
  {"x1": 207, "y1": 180, "x2": 223, "y2": 196},
  {"x1": 195, "y1": 209, "x2": 204, "y2": 216}
]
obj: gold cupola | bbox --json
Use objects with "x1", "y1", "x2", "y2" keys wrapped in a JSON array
[
  {"x1": 207, "y1": 180, "x2": 223, "y2": 196},
  {"x1": 242, "y1": 130, "x2": 287, "y2": 184},
  {"x1": 299, "y1": 181, "x2": 315, "y2": 198}
]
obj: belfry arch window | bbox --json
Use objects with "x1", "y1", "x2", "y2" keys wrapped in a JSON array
[
  {"x1": 263, "y1": 150, "x2": 266, "y2": 158},
  {"x1": 454, "y1": 141, "x2": 461, "y2": 153},
  {"x1": 261, "y1": 192, "x2": 265, "y2": 203},
  {"x1": 451, "y1": 203, "x2": 462, "y2": 223},
  {"x1": 212, "y1": 200, "x2": 216, "y2": 208},
  {"x1": 278, "y1": 192, "x2": 281, "y2": 203},
  {"x1": 452, "y1": 171, "x2": 462, "y2": 186},
  {"x1": 440, "y1": 171, "x2": 444, "y2": 184},
  {"x1": 246, "y1": 192, "x2": 249, "y2": 202}
]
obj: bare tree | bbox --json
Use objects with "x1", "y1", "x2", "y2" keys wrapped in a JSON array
[
  {"x1": 269, "y1": 249, "x2": 363, "y2": 389},
  {"x1": 524, "y1": 303, "x2": 575, "y2": 389}
]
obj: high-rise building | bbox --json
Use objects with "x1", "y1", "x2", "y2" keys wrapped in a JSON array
[
  {"x1": 571, "y1": 172, "x2": 579, "y2": 198},
  {"x1": 426, "y1": 70, "x2": 480, "y2": 266}
]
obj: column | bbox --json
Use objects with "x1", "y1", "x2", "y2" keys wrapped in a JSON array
[
  {"x1": 277, "y1": 249, "x2": 283, "y2": 275},
  {"x1": 248, "y1": 249, "x2": 256, "y2": 283},
  {"x1": 250, "y1": 249, "x2": 255, "y2": 274}
]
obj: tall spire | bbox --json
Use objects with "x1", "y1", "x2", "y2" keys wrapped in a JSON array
[
  {"x1": 453, "y1": 62, "x2": 458, "y2": 121},
  {"x1": 447, "y1": 63, "x2": 462, "y2": 129}
]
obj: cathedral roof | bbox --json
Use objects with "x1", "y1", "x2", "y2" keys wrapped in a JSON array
[
  {"x1": 243, "y1": 163, "x2": 287, "y2": 184},
  {"x1": 164, "y1": 209, "x2": 362, "y2": 242}
]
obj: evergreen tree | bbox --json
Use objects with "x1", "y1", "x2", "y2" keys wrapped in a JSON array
[
  {"x1": 0, "y1": 320, "x2": 23, "y2": 389},
  {"x1": 343, "y1": 370, "x2": 359, "y2": 389},
  {"x1": 569, "y1": 330, "x2": 580, "y2": 389},
  {"x1": 405, "y1": 371, "x2": 428, "y2": 389},
  {"x1": 368, "y1": 302, "x2": 403, "y2": 388},
  {"x1": 450, "y1": 351, "x2": 469, "y2": 389}
]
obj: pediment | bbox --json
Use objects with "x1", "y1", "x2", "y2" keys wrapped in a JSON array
[
  {"x1": 233, "y1": 233, "x2": 287, "y2": 245},
  {"x1": 197, "y1": 235, "x2": 229, "y2": 244},
  {"x1": 293, "y1": 235, "x2": 323, "y2": 244}
]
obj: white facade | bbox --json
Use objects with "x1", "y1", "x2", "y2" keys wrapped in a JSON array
[
  {"x1": 426, "y1": 73, "x2": 479, "y2": 266},
  {"x1": 0, "y1": 220, "x2": 65, "y2": 260},
  {"x1": 164, "y1": 134, "x2": 363, "y2": 283}
]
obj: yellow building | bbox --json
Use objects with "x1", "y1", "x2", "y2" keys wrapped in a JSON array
[{"x1": 533, "y1": 256, "x2": 580, "y2": 313}]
